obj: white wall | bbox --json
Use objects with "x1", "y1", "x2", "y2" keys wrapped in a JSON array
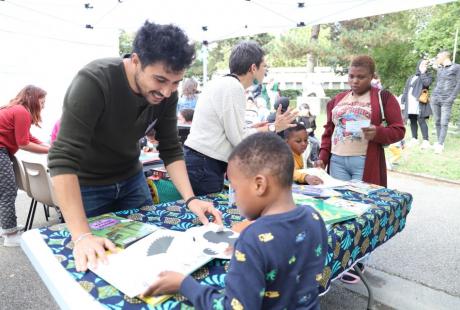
[
  {"x1": 0, "y1": 29, "x2": 118, "y2": 142},
  {"x1": 0, "y1": 1, "x2": 119, "y2": 142}
]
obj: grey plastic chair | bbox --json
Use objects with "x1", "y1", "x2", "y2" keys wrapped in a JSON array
[{"x1": 21, "y1": 160, "x2": 62, "y2": 230}]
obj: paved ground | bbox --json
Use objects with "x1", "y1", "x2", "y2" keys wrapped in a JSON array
[{"x1": 1, "y1": 171, "x2": 459, "y2": 309}]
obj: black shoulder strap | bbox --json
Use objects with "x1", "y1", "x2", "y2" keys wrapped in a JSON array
[{"x1": 225, "y1": 73, "x2": 240, "y2": 81}]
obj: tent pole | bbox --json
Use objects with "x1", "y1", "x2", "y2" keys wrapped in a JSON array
[
  {"x1": 201, "y1": 43, "x2": 209, "y2": 85},
  {"x1": 453, "y1": 27, "x2": 458, "y2": 63}
]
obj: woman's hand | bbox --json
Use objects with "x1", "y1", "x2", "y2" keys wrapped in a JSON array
[
  {"x1": 362, "y1": 125, "x2": 377, "y2": 141},
  {"x1": 314, "y1": 160, "x2": 325, "y2": 169}
]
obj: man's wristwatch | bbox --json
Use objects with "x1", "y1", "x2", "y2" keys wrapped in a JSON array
[{"x1": 268, "y1": 123, "x2": 276, "y2": 133}]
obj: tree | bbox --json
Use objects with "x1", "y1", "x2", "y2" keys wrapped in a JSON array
[
  {"x1": 118, "y1": 29, "x2": 134, "y2": 56},
  {"x1": 414, "y1": 2, "x2": 460, "y2": 61},
  {"x1": 306, "y1": 24, "x2": 321, "y2": 73}
]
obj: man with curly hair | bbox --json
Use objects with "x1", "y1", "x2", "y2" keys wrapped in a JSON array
[{"x1": 48, "y1": 21, "x2": 222, "y2": 272}]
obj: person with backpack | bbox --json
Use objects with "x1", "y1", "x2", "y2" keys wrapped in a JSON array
[
  {"x1": 316, "y1": 55, "x2": 405, "y2": 188},
  {"x1": 315, "y1": 55, "x2": 405, "y2": 284}
]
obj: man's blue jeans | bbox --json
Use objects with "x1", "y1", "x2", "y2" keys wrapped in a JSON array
[
  {"x1": 329, "y1": 154, "x2": 366, "y2": 181},
  {"x1": 80, "y1": 170, "x2": 153, "y2": 217},
  {"x1": 430, "y1": 98, "x2": 454, "y2": 145},
  {"x1": 184, "y1": 146, "x2": 227, "y2": 196}
]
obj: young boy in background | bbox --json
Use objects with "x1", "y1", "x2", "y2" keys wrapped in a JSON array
[
  {"x1": 285, "y1": 123, "x2": 323, "y2": 185},
  {"x1": 142, "y1": 132, "x2": 328, "y2": 309}
]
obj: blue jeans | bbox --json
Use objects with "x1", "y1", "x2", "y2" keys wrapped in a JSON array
[
  {"x1": 184, "y1": 146, "x2": 227, "y2": 196},
  {"x1": 329, "y1": 154, "x2": 366, "y2": 181},
  {"x1": 80, "y1": 170, "x2": 153, "y2": 217}
]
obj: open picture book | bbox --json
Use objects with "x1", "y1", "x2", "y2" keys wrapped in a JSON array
[{"x1": 88, "y1": 222, "x2": 238, "y2": 302}]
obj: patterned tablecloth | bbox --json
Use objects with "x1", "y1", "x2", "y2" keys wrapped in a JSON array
[{"x1": 39, "y1": 188, "x2": 412, "y2": 309}]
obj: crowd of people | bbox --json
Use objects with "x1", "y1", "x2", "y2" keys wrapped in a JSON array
[{"x1": 1, "y1": 19, "x2": 459, "y2": 309}]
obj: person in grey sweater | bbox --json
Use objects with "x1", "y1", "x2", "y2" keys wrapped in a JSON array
[
  {"x1": 430, "y1": 50, "x2": 460, "y2": 153},
  {"x1": 184, "y1": 41, "x2": 297, "y2": 196},
  {"x1": 48, "y1": 21, "x2": 222, "y2": 272}
]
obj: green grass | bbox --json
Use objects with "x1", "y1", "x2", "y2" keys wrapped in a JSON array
[
  {"x1": 392, "y1": 119, "x2": 460, "y2": 181},
  {"x1": 314, "y1": 113, "x2": 460, "y2": 182}
]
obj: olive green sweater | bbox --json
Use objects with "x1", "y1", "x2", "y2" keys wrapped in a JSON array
[{"x1": 48, "y1": 57, "x2": 183, "y2": 185}]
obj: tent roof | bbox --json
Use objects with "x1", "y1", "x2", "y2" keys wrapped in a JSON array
[{"x1": 0, "y1": 0, "x2": 455, "y2": 43}]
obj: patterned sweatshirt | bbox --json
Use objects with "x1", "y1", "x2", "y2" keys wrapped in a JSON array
[{"x1": 180, "y1": 206, "x2": 328, "y2": 310}]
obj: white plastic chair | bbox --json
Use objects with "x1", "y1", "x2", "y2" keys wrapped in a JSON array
[{"x1": 21, "y1": 160, "x2": 62, "y2": 230}]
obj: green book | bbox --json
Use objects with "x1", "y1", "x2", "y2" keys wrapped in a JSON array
[
  {"x1": 293, "y1": 193, "x2": 357, "y2": 225},
  {"x1": 88, "y1": 213, "x2": 158, "y2": 248}
]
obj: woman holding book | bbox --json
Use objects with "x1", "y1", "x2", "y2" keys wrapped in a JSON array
[
  {"x1": 316, "y1": 55, "x2": 404, "y2": 284},
  {"x1": 316, "y1": 55, "x2": 405, "y2": 187}
]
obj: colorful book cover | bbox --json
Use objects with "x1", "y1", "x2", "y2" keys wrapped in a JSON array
[
  {"x1": 344, "y1": 179, "x2": 384, "y2": 195},
  {"x1": 292, "y1": 184, "x2": 341, "y2": 198},
  {"x1": 324, "y1": 197, "x2": 372, "y2": 217},
  {"x1": 292, "y1": 193, "x2": 357, "y2": 225},
  {"x1": 88, "y1": 213, "x2": 158, "y2": 249}
]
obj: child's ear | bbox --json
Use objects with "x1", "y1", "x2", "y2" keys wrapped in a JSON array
[{"x1": 253, "y1": 174, "x2": 268, "y2": 196}]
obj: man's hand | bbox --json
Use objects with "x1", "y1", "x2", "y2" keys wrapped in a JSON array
[
  {"x1": 142, "y1": 271, "x2": 185, "y2": 297},
  {"x1": 274, "y1": 105, "x2": 298, "y2": 132},
  {"x1": 251, "y1": 121, "x2": 268, "y2": 128},
  {"x1": 187, "y1": 198, "x2": 223, "y2": 226},
  {"x1": 314, "y1": 160, "x2": 325, "y2": 169},
  {"x1": 73, "y1": 234, "x2": 117, "y2": 272},
  {"x1": 305, "y1": 175, "x2": 324, "y2": 185},
  {"x1": 362, "y1": 125, "x2": 377, "y2": 141}
]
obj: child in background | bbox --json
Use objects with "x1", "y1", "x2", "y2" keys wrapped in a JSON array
[
  {"x1": 178, "y1": 108, "x2": 194, "y2": 125},
  {"x1": 285, "y1": 123, "x2": 323, "y2": 185},
  {"x1": 142, "y1": 132, "x2": 328, "y2": 309}
]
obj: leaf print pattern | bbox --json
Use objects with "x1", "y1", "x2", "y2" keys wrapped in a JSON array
[{"x1": 37, "y1": 188, "x2": 412, "y2": 309}]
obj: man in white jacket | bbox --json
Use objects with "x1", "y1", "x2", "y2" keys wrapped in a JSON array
[{"x1": 184, "y1": 41, "x2": 296, "y2": 195}]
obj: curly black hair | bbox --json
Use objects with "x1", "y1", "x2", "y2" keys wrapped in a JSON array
[
  {"x1": 229, "y1": 132, "x2": 293, "y2": 188},
  {"x1": 133, "y1": 21, "x2": 195, "y2": 72}
]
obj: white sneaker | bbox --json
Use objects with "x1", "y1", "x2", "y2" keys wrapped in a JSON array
[
  {"x1": 420, "y1": 140, "x2": 431, "y2": 150},
  {"x1": 407, "y1": 138, "x2": 419, "y2": 147},
  {"x1": 434, "y1": 143, "x2": 444, "y2": 154},
  {"x1": 0, "y1": 225, "x2": 25, "y2": 236},
  {"x1": 3, "y1": 232, "x2": 22, "y2": 247}
]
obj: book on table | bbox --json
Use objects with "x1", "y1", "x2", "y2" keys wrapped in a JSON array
[
  {"x1": 89, "y1": 223, "x2": 238, "y2": 304},
  {"x1": 323, "y1": 196, "x2": 372, "y2": 217},
  {"x1": 88, "y1": 213, "x2": 159, "y2": 249},
  {"x1": 343, "y1": 179, "x2": 384, "y2": 195},
  {"x1": 292, "y1": 193, "x2": 357, "y2": 225},
  {"x1": 292, "y1": 183, "x2": 341, "y2": 198}
]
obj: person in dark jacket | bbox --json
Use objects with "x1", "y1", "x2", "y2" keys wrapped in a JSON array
[
  {"x1": 430, "y1": 50, "x2": 460, "y2": 153},
  {"x1": 401, "y1": 59, "x2": 433, "y2": 150}
]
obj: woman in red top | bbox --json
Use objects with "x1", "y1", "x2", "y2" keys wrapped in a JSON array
[
  {"x1": 316, "y1": 55, "x2": 405, "y2": 187},
  {"x1": 0, "y1": 85, "x2": 49, "y2": 247},
  {"x1": 315, "y1": 55, "x2": 405, "y2": 284}
]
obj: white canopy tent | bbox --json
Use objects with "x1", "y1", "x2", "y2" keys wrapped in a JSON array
[
  {"x1": 90, "y1": 0, "x2": 455, "y2": 42},
  {"x1": 0, "y1": 0, "x2": 454, "y2": 136}
]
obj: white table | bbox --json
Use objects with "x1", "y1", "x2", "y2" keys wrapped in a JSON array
[{"x1": 21, "y1": 229, "x2": 105, "y2": 310}]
